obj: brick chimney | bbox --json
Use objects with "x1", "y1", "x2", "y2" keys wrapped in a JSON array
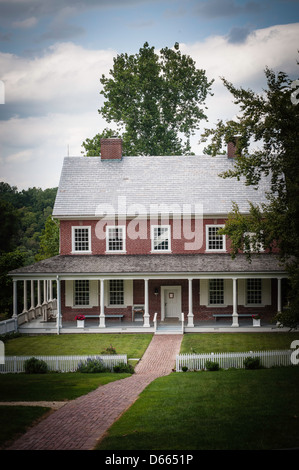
[
  {"x1": 100, "y1": 137, "x2": 122, "y2": 160},
  {"x1": 227, "y1": 136, "x2": 240, "y2": 159}
]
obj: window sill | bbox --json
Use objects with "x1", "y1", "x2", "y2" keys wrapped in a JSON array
[
  {"x1": 105, "y1": 251, "x2": 127, "y2": 254},
  {"x1": 71, "y1": 251, "x2": 92, "y2": 255},
  {"x1": 150, "y1": 250, "x2": 172, "y2": 254}
]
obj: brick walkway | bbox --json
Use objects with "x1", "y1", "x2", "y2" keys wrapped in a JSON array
[{"x1": 8, "y1": 334, "x2": 182, "y2": 450}]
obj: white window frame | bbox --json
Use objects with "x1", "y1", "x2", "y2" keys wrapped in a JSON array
[
  {"x1": 151, "y1": 225, "x2": 171, "y2": 252},
  {"x1": 74, "y1": 280, "x2": 90, "y2": 307},
  {"x1": 106, "y1": 225, "x2": 126, "y2": 253},
  {"x1": 109, "y1": 279, "x2": 125, "y2": 306},
  {"x1": 72, "y1": 226, "x2": 91, "y2": 253},
  {"x1": 246, "y1": 278, "x2": 263, "y2": 306},
  {"x1": 208, "y1": 279, "x2": 225, "y2": 306},
  {"x1": 206, "y1": 225, "x2": 226, "y2": 252}
]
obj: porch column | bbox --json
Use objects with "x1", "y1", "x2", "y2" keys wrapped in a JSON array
[
  {"x1": 187, "y1": 278, "x2": 194, "y2": 327},
  {"x1": 22, "y1": 280, "x2": 28, "y2": 314},
  {"x1": 143, "y1": 278, "x2": 150, "y2": 327},
  {"x1": 37, "y1": 280, "x2": 41, "y2": 307},
  {"x1": 42, "y1": 280, "x2": 48, "y2": 320},
  {"x1": 56, "y1": 276, "x2": 61, "y2": 334},
  {"x1": 99, "y1": 279, "x2": 105, "y2": 328},
  {"x1": 13, "y1": 279, "x2": 18, "y2": 318},
  {"x1": 231, "y1": 277, "x2": 239, "y2": 327},
  {"x1": 49, "y1": 280, "x2": 53, "y2": 301},
  {"x1": 277, "y1": 277, "x2": 282, "y2": 313},
  {"x1": 30, "y1": 280, "x2": 35, "y2": 309}
]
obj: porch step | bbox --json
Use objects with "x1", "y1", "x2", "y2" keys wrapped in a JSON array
[{"x1": 155, "y1": 323, "x2": 183, "y2": 335}]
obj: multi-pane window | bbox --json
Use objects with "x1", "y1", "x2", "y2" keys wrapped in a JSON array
[
  {"x1": 72, "y1": 227, "x2": 91, "y2": 252},
  {"x1": 107, "y1": 226, "x2": 125, "y2": 252},
  {"x1": 109, "y1": 280, "x2": 124, "y2": 305},
  {"x1": 74, "y1": 280, "x2": 90, "y2": 306},
  {"x1": 206, "y1": 225, "x2": 225, "y2": 251},
  {"x1": 152, "y1": 226, "x2": 171, "y2": 251},
  {"x1": 209, "y1": 279, "x2": 224, "y2": 305},
  {"x1": 247, "y1": 279, "x2": 262, "y2": 304}
]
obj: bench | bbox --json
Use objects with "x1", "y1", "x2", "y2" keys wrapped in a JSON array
[
  {"x1": 84, "y1": 314, "x2": 124, "y2": 322},
  {"x1": 213, "y1": 313, "x2": 255, "y2": 321}
]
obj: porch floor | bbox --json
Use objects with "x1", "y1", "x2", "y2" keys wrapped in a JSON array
[{"x1": 17, "y1": 317, "x2": 291, "y2": 334}]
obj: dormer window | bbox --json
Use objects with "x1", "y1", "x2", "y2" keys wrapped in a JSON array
[
  {"x1": 151, "y1": 225, "x2": 171, "y2": 252},
  {"x1": 106, "y1": 226, "x2": 126, "y2": 252},
  {"x1": 72, "y1": 226, "x2": 91, "y2": 253},
  {"x1": 206, "y1": 225, "x2": 225, "y2": 252}
]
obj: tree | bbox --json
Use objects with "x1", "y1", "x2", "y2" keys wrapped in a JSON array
[
  {"x1": 82, "y1": 42, "x2": 213, "y2": 156},
  {"x1": 200, "y1": 66, "x2": 299, "y2": 328},
  {"x1": 36, "y1": 216, "x2": 60, "y2": 261}
]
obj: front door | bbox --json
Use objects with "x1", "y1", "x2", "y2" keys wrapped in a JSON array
[{"x1": 163, "y1": 287, "x2": 181, "y2": 319}]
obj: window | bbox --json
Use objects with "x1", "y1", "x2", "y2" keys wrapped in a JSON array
[
  {"x1": 209, "y1": 279, "x2": 224, "y2": 305},
  {"x1": 206, "y1": 225, "x2": 225, "y2": 251},
  {"x1": 106, "y1": 226, "x2": 126, "y2": 252},
  {"x1": 151, "y1": 225, "x2": 171, "y2": 252},
  {"x1": 109, "y1": 280, "x2": 124, "y2": 305},
  {"x1": 247, "y1": 279, "x2": 262, "y2": 305},
  {"x1": 72, "y1": 227, "x2": 91, "y2": 252},
  {"x1": 74, "y1": 280, "x2": 90, "y2": 306}
]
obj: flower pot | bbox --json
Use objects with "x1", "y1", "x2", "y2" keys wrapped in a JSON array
[
  {"x1": 253, "y1": 319, "x2": 260, "y2": 327},
  {"x1": 77, "y1": 320, "x2": 85, "y2": 328}
]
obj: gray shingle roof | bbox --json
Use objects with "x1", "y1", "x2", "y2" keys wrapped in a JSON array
[
  {"x1": 52, "y1": 155, "x2": 271, "y2": 218},
  {"x1": 9, "y1": 254, "x2": 285, "y2": 276}
]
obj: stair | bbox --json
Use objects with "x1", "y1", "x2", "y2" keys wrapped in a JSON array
[{"x1": 155, "y1": 321, "x2": 183, "y2": 335}]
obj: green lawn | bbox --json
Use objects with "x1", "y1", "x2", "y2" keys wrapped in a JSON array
[
  {"x1": 95, "y1": 366, "x2": 299, "y2": 450},
  {"x1": 181, "y1": 332, "x2": 299, "y2": 353},
  {"x1": 4, "y1": 333, "x2": 153, "y2": 358},
  {"x1": 1, "y1": 332, "x2": 299, "y2": 450}
]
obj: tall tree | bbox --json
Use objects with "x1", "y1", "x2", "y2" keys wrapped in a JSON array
[
  {"x1": 201, "y1": 67, "x2": 299, "y2": 328},
  {"x1": 83, "y1": 42, "x2": 213, "y2": 156}
]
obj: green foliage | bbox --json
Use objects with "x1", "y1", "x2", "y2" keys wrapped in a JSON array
[
  {"x1": 113, "y1": 363, "x2": 134, "y2": 374},
  {"x1": 0, "y1": 250, "x2": 26, "y2": 317},
  {"x1": 205, "y1": 360, "x2": 220, "y2": 371},
  {"x1": 101, "y1": 344, "x2": 117, "y2": 355},
  {"x1": 84, "y1": 42, "x2": 213, "y2": 157},
  {"x1": 36, "y1": 216, "x2": 59, "y2": 261},
  {"x1": 24, "y1": 357, "x2": 48, "y2": 374},
  {"x1": 243, "y1": 356, "x2": 261, "y2": 370},
  {"x1": 77, "y1": 357, "x2": 110, "y2": 373},
  {"x1": 200, "y1": 66, "x2": 299, "y2": 327}
]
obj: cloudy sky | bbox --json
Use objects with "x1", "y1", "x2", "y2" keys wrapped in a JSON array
[{"x1": 0, "y1": 0, "x2": 298, "y2": 190}]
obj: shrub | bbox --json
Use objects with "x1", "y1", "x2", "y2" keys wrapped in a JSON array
[
  {"x1": 113, "y1": 362, "x2": 134, "y2": 374},
  {"x1": 77, "y1": 357, "x2": 110, "y2": 373},
  {"x1": 182, "y1": 366, "x2": 188, "y2": 372},
  {"x1": 244, "y1": 356, "x2": 261, "y2": 370},
  {"x1": 205, "y1": 360, "x2": 220, "y2": 371},
  {"x1": 24, "y1": 357, "x2": 48, "y2": 374},
  {"x1": 101, "y1": 344, "x2": 117, "y2": 355}
]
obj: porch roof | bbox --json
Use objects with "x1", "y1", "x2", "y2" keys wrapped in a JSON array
[{"x1": 9, "y1": 253, "x2": 286, "y2": 278}]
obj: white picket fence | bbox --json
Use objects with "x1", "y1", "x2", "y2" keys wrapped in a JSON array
[
  {"x1": 176, "y1": 350, "x2": 294, "y2": 371},
  {"x1": 0, "y1": 354, "x2": 127, "y2": 373}
]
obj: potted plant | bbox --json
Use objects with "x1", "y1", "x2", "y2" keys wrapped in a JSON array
[
  {"x1": 252, "y1": 314, "x2": 261, "y2": 327},
  {"x1": 75, "y1": 315, "x2": 85, "y2": 328}
]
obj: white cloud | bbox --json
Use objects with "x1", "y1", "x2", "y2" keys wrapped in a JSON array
[
  {"x1": 12, "y1": 16, "x2": 38, "y2": 29},
  {"x1": 0, "y1": 22, "x2": 298, "y2": 188}
]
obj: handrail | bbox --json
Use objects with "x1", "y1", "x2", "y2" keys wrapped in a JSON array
[{"x1": 153, "y1": 312, "x2": 158, "y2": 332}]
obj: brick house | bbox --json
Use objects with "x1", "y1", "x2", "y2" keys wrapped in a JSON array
[{"x1": 9, "y1": 138, "x2": 287, "y2": 333}]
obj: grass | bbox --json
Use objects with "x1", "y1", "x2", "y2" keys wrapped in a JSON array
[
  {"x1": 4, "y1": 333, "x2": 153, "y2": 358},
  {"x1": 95, "y1": 366, "x2": 299, "y2": 450},
  {"x1": 1, "y1": 332, "x2": 299, "y2": 450},
  {"x1": 180, "y1": 332, "x2": 299, "y2": 353},
  {"x1": 0, "y1": 406, "x2": 51, "y2": 450}
]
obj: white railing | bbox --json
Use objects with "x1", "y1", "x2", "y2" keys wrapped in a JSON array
[
  {"x1": 153, "y1": 312, "x2": 158, "y2": 332},
  {"x1": 0, "y1": 354, "x2": 127, "y2": 374},
  {"x1": 176, "y1": 350, "x2": 294, "y2": 371},
  {"x1": 181, "y1": 312, "x2": 185, "y2": 334},
  {"x1": 0, "y1": 318, "x2": 18, "y2": 335}
]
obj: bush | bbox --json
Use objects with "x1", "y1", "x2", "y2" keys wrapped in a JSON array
[
  {"x1": 182, "y1": 366, "x2": 188, "y2": 372},
  {"x1": 101, "y1": 345, "x2": 117, "y2": 355},
  {"x1": 113, "y1": 362, "x2": 134, "y2": 374},
  {"x1": 205, "y1": 360, "x2": 220, "y2": 371},
  {"x1": 77, "y1": 357, "x2": 110, "y2": 373},
  {"x1": 244, "y1": 356, "x2": 261, "y2": 370},
  {"x1": 24, "y1": 357, "x2": 48, "y2": 374}
]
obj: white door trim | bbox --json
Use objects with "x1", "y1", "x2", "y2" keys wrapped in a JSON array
[{"x1": 161, "y1": 286, "x2": 182, "y2": 321}]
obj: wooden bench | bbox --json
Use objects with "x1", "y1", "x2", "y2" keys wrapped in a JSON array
[
  {"x1": 84, "y1": 314, "x2": 124, "y2": 322},
  {"x1": 213, "y1": 313, "x2": 254, "y2": 320}
]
